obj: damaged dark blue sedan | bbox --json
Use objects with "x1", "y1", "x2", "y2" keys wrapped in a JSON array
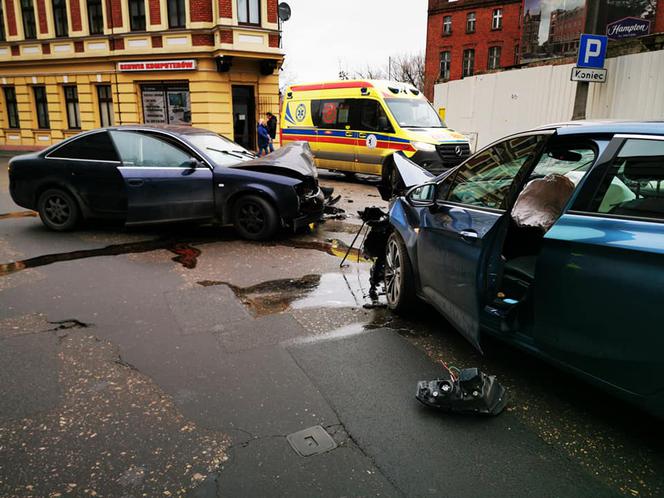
[
  {"x1": 8, "y1": 126, "x2": 325, "y2": 240},
  {"x1": 370, "y1": 121, "x2": 664, "y2": 417}
]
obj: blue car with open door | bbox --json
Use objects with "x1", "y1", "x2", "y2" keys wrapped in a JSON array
[{"x1": 372, "y1": 121, "x2": 664, "y2": 417}]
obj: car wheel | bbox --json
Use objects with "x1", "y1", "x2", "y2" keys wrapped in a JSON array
[
  {"x1": 37, "y1": 188, "x2": 80, "y2": 231},
  {"x1": 233, "y1": 194, "x2": 279, "y2": 241},
  {"x1": 384, "y1": 231, "x2": 416, "y2": 313}
]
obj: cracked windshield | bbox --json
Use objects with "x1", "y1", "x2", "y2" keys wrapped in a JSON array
[{"x1": 1, "y1": 0, "x2": 664, "y2": 497}]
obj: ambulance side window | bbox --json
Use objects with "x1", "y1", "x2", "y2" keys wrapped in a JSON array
[
  {"x1": 357, "y1": 100, "x2": 394, "y2": 133},
  {"x1": 312, "y1": 99, "x2": 352, "y2": 129}
]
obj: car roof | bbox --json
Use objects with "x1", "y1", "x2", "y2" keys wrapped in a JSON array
[
  {"x1": 104, "y1": 124, "x2": 215, "y2": 136},
  {"x1": 534, "y1": 120, "x2": 664, "y2": 136}
]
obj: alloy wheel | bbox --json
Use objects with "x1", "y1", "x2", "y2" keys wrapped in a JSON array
[
  {"x1": 43, "y1": 194, "x2": 72, "y2": 226},
  {"x1": 237, "y1": 202, "x2": 266, "y2": 235},
  {"x1": 385, "y1": 238, "x2": 401, "y2": 305}
]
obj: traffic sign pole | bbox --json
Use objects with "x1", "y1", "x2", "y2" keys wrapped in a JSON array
[{"x1": 572, "y1": 0, "x2": 604, "y2": 120}]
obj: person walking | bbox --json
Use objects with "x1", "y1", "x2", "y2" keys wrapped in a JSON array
[
  {"x1": 257, "y1": 118, "x2": 270, "y2": 156},
  {"x1": 266, "y1": 112, "x2": 277, "y2": 153}
]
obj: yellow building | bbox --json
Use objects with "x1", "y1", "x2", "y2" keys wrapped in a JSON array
[{"x1": 0, "y1": 0, "x2": 283, "y2": 151}]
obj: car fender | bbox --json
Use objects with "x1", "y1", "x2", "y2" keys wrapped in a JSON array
[
  {"x1": 34, "y1": 178, "x2": 93, "y2": 219},
  {"x1": 220, "y1": 182, "x2": 299, "y2": 225},
  {"x1": 388, "y1": 197, "x2": 423, "y2": 291}
]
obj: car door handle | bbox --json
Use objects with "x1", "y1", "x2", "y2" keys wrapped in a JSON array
[
  {"x1": 345, "y1": 131, "x2": 354, "y2": 137},
  {"x1": 358, "y1": 133, "x2": 367, "y2": 138},
  {"x1": 460, "y1": 229, "x2": 479, "y2": 242},
  {"x1": 127, "y1": 179, "x2": 144, "y2": 187}
]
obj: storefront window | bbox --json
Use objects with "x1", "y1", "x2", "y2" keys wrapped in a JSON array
[
  {"x1": 87, "y1": 0, "x2": 103, "y2": 34},
  {"x1": 97, "y1": 85, "x2": 114, "y2": 127},
  {"x1": 64, "y1": 86, "x2": 81, "y2": 129},
  {"x1": 33, "y1": 86, "x2": 50, "y2": 129},
  {"x1": 141, "y1": 84, "x2": 191, "y2": 125},
  {"x1": 167, "y1": 0, "x2": 185, "y2": 28},
  {"x1": 52, "y1": 0, "x2": 68, "y2": 37}
]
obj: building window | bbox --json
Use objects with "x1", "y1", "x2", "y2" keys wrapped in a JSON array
[
  {"x1": 442, "y1": 15, "x2": 452, "y2": 35},
  {"x1": 52, "y1": 0, "x2": 68, "y2": 36},
  {"x1": 21, "y1": 0, "x2": 37, "y2": 39},
  {"x1": 167, "y1": 0, "x2": 185, "y2": 28},
  {"x1": 439, "y1": 51, "x2": 451, "y2": 81},
  {"x1": 238, "y1": 0, "x2": 260, "y2": 25},
  {"x1": 87, "y1": 0, "x2": 103, "y2": 34},
  {"x1": 33, "y1": 86, "x2": 50, "y2": 129},
  {"x1": 97, "y1": 85, "x2": 114, "y2": 127},
  {"x1": 462, "y1": 49, "x2": 475, "y2": 77},
  {"x1": 129, "y1": 0, "x2": 146, "y2": 30},
  {"x1": 492, "y1": 8, "x2": 503, "y2": 30},
  {"x1": 466, "y1": 12, "x2": 475, "y2": 33},
  {"x1": 488, "y1": 46, "x2": 501, "y2": 70},
  {"x1": 64, "y1": 86, "x2": 81, "y2": 129},
  {"x1": 0, "y1": 0, "x2": 6, "y2": 42},
  {"x1": 3, "y1": 87, "x2": 19, "y2": 129}
]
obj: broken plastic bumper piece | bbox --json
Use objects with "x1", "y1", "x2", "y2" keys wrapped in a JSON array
[{"x1": 416, "y1": 368, "x2": 508, "y2": 416}]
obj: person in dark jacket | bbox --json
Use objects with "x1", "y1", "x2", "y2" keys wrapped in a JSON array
[
  {"x1": 266, "y1": 112, "x2": 277, "y2": 153},
  {"x1": 257, "y1": 119, "x2": 270, "y2": 156}
]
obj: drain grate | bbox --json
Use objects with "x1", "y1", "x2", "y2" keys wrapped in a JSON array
[{"x1": 286, "y1": 425, "x2": 337, "y2": 457}]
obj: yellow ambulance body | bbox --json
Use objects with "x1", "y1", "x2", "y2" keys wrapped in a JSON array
[{"x1": 280, "y1": 79, "x2": 470, "y2": 175}]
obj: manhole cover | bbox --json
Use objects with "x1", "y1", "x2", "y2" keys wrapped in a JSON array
[{"x1": 286, "y1": 425, "x2": 337, "y2": 457}]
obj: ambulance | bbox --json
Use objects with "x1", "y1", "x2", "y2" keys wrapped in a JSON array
[{"x1": 280, "y1": 80, "x2": 470, "y2": 176}]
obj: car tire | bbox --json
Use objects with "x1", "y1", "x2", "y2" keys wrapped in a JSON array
[
  {"x1": 37, "y1": 188, "x2": 80, "y2": 231},
  {"x1": 233, "y1": 194, "x2": 279, "y2": 241},
  {"x1": 384, "y1": 231, "x2": 417, "y2": 313}
]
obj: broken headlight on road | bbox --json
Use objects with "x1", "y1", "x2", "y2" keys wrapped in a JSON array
[{"x1": 416, "y1": 368, "x2": 508, "y2": 416}]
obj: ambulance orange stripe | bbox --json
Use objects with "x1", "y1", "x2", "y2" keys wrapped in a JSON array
[{"x1": 290, "y1": 81, "x2": 374, "y2": 92}]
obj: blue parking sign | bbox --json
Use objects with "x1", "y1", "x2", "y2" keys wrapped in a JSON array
[{"x1": 577, "y1": 34, "x2": 608, "y2": 69}]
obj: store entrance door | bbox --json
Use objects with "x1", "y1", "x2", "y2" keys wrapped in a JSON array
[{"x1": 232, "y1": 85, "x2": 256, "y2": 151}]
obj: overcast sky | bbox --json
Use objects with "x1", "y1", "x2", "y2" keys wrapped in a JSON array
[{"x1": 280, "y1": 0, "x2": 429, "y2": 86}]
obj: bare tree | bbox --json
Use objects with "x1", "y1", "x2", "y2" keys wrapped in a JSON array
[{"x1": 348, "y1": 52, "x2": 425, "y2": 90}]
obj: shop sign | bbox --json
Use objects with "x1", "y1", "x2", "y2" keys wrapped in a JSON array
[
  {"x1": 606, "y1": 17, "x2": 651, "y2": 40},
  {"x1": 142, "y1": 90, "x2": 167, "y2": 124},
  {"x1": 118, "y1": 59, "x2": 197, "y2": 72}
]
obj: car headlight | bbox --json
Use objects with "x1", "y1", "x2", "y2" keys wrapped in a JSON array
[{"x1": 411, "y1": 141, "x2": 437, "y2": 152}]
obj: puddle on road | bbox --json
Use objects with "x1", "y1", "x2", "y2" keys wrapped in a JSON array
[
  {"x1": 198, "y1": 269, "x2": 380, "y2": 316},
  {"x1": 0, "y1": 239, "x2": 203, "y2": 277},
  {"x1": 0, "y1": 210, "x2": 38, "y2": 221}
]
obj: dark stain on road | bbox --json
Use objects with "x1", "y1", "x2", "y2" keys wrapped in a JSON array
[
  {"x1": 0, "y1": 210, "x2": 38, "y2": 221},
  {"x1": 199, "y1": 274, "x2": 322, "y2": 316},
  {"x1": 269, "y1": 238, "x2": 368, "y2": 263},
  {"x1": 0, "y1": 239, "x2": 203, "y2": 276}
]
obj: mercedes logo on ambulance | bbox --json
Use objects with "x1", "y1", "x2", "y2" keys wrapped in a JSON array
[{"x1": 455, "y1": 145, "x2": 463, "y2": 156}]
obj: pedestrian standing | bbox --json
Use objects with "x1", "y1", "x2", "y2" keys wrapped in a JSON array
[
  {"x1": 257, "y1": 118, "x2": 270, "y2": 156},
  {"x1": 266, "y1": 112, "x2": 277, "y2": 153}
]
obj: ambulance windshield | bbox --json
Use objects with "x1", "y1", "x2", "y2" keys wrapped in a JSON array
[{"x1": 385, "y1": 99, "x2": 445, "y2": 129}]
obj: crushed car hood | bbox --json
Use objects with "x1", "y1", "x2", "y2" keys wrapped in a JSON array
[{"x1": 228, "y1": 141, "x2": 317, "y2": 179}]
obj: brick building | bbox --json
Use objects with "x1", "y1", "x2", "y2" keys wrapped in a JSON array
[
  {"x1": 424, "y1": 0, "x2": 522, "y2": 99},
  {"x1": 0, "y1": 0, "x2": 283, "y2": 150}
]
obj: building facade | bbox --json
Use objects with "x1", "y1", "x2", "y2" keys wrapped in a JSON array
[
  {"x1": 424, "y1": 0, "x2": 522, "y2": 99},
  {"x1": 0, "y1": 0, "x2": 283, "y2": 150}
]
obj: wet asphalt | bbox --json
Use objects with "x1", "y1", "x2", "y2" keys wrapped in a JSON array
[{"x1": 0, "y1": 155, "x2": 663, "y2": 498}]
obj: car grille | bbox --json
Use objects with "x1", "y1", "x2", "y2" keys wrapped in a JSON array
[{"x1": 436, "y1": 143, "x2": 471, "y2": 166}]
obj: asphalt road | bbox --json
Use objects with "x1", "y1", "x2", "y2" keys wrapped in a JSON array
[{"x1": 0, "y1": 155, "x2": 662, "y2": 497}]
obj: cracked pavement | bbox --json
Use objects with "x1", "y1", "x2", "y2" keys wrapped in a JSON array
[{"x1": 1, "y1": 157, "x2": 663, "y2": 497}]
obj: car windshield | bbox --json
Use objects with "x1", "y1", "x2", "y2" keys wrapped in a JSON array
[
  {"x1": 385, "y1": 98, "x2": 445, "y2": 128},
  {"x1": 187, "y1": 133, "x2": 255, "y2": 166}
]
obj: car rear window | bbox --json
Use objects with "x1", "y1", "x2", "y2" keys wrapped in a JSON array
[{"x1": 48, "y1": 131, "x2": 119, "y2": 162}]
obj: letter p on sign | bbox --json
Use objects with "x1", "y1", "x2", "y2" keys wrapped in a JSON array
[{"x1": 577, "y1": 34, "x2": 608, "y2": 69}]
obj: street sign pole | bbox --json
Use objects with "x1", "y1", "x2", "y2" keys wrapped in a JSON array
[{"x1": 572, "y1": 0, "x2": 605, "y2": 120}]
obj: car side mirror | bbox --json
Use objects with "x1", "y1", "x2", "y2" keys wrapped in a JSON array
[
  {"x1": 182, "y1": 157, "x2": 199, "y2": 175},
  {"x1": 406, "y1": 183, "x2": 436, "y2": 206}
]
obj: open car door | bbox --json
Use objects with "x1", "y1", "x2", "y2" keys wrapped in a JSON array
[
  {"x1": 111, "y1": 130, "x2": 214, "y2": 225},
  {"x1": 414, "y1": 134, "x2": 549, "y2": 351}
]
